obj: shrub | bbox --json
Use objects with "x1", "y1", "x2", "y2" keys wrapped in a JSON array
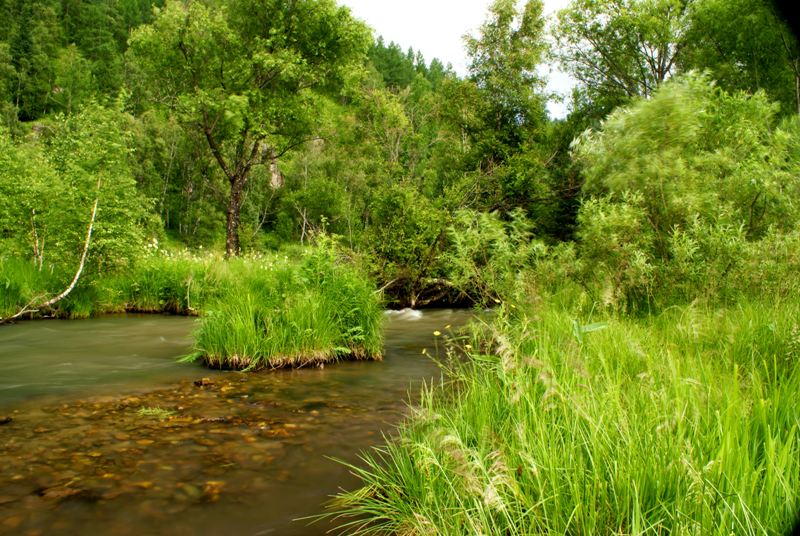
[{"x1": 572, "y1": 74, "x2": 800, "y2": 309}]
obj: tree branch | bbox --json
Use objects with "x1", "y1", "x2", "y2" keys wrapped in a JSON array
[{"x1": 202, "y1": 109, "x2": 234, "y2": 182}]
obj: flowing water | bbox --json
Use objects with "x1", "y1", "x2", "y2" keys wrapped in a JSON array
[{"x1": 0, "y1": 309, "x2": 472, "y2": 535}]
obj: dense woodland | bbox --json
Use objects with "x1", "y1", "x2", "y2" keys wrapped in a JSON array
[
  {"x1": 1, "y1": 0, "x2": 798, "y2": 310},
  {"x1": 1, "y1": 1, "x2": 800, "y2": 533}
]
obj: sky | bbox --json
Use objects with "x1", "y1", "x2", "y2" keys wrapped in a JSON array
[{"x1": 338, "y1": 0, "x2": 576, "y2": 118}]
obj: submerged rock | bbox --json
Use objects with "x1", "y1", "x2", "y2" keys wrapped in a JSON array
[
  {"x1": 193, "y1": 378, "x2": 215, "y2": 388},
  {"x1": 0, "y1": 417, "x2": 12, "y2": 425}
]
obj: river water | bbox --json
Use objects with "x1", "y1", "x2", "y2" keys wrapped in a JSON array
[{"x1": 0, "y1": 309, "x2": 471, "y2": 535}]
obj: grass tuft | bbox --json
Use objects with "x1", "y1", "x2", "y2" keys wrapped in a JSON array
[{"x1": 190, "y1": 246, "x2": 383, "y2": 370}]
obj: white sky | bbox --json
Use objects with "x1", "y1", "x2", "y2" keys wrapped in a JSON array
[{"x1": 338, "y1": 0, "x2": 576, "y2": 118}]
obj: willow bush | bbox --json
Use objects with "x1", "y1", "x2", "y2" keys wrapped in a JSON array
[{"x1": 572, "y1": 73, "x2": 800, "y2": 311}]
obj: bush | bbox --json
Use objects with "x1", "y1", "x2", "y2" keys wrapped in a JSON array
[
  {"x1": 446, "y1": 208, "x2": 545, "y2": 305},
  {"x1": 572, "y1": 74, "x2": 800, "y2": 309}
]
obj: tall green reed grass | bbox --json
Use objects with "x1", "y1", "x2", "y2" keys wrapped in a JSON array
[
  {"x1": 189, "y1": 243, "x2": 383, "y2": 370},
  {"x1": 2, "y1": 243, "x2": 384, "y2": 370},
  {"x1": 331, "y1": 299, "x2": 800, "y2": 535}
]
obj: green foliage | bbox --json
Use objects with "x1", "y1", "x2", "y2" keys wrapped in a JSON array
[
  {"x1": 332, "y1": 299, "x2": 800, "y2": 535},
  {"x1": 104, "y1": 253, "x2": 223, "y2": 314},
  {"x1": 446, "y1": 209, "x2": 545, "y2": 305},
  {"x1": 572, "y1": 74, "x2": 800, "y2": 309},
  {"x1": 368, "y1": 38, "x2": 446, "y2": 90},
  {"x1": 362, "y1": 184, "x2": 448, "y2": 307},
  {"x1": 127, "y1": 109, "x2": 225, "y2": 246},
  {"x1": 465, "y1": 0, "x2": 548, "y2": 167},
  {"x1": 1, "y1": 3, "x2": 799, "y2": 532},
  {"x1": 44, "y1": 104, "x2": 156, "y2": 272},
  {"x1": 191, "y1": 238, "x2": 384, "y2": 370},
  {"x1": 127, "y1": 0, "x2": 372, "y2": 256},
  {"x1": 555, "y1": 0, "x2": 686, "y2": 113},
  {"x1": 2, "y1": 241, "x2": 385, "y2": 369},
  {"x1": 2, "y1": 0, "x2": 63, "y2": 121},
  {"x1": 576, "y1": 193, "x2": 656, "y2": 309},
  {"x1": 682, "y1": 0, "x2": 800, "y2": 115},
  {"x1": 50, "y1": 45, "x2": 95, "y2": 115},
  {"x1": 0, "y1": 104, "x2": 154, "y2": 276},
  {"x1": 0, "y1": 0, "x2": 165, "y2": 123}
]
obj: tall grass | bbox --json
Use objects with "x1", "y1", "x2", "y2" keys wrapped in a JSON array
[
  {"x1": 99, "y1": 254, "x2": 226, "y2": 315},
  {"x1": 0, "y1": 257, "x2": 63, "y2": 319},
  {"x1": 2, "y1": 243, "x2": 384, "y2": 370},
  {"x1": 0, "y1": 252, "x2": 223, "y2": 319},
  {"x1": 331, "y1": 299, "x2": 800, "y2": 535},
  {"x1": 190, "y1": 245, "x2": 383, "y2": 370}
]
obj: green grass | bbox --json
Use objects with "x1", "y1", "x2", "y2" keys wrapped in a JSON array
[
  {"x1": 1, "y1": 243, "x2": 384, "y2": 370},
  {"x1": 0, "y1": 253, "x2": 221, "y2": 319},
  {"x1": 0, "y1": 257, "x2": 67, "y2": 319},
  {"x1": 188, "y1": 246, "x2": 384, "y2": 370},
  {"x1": 99, "y1": 254, "x2": 226, "y2": 315},
  {"x1": 330, "y1": 298, "x2": 800, "y2": 535}
]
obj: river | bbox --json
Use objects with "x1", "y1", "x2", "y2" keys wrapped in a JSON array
[{"x1": 0, "y1": 309, "x2": 471, "y2": 535}]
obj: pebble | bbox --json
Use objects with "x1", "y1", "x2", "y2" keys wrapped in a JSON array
[{"x1": 2, "y1": 515, "x2": 23, "y2": 529}]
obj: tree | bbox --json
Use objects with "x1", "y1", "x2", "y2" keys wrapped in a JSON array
[
  {"x1": 127, "y1": 0, "x2": 370, "y2": 256},
  {"x1": 573, "y1": 73, "x2": 800, "y2": 307},
  {"x1": 576, "y1": 73, "x2": 799, "y2": 237},
  {"x1": 464, "y1": 0, "x2": 548, "y2": 168},
  {"x1": 555, "y1": 0, "x2": 687, "y2": 114},
  {"x1": 0, "y1": 104, "x2": 154, "y2": 274},
  {"x1": 50, "y1": 45, "x2": 95, "y2": 115},
  {"x1": 0, "y1": 42, "x2": 16, "y2": 126},
  {"x1": 681, "y1": 0, "x2": 800, "y2": 115},
  {"x1": 369, "y1": 38, "x2": 416, "y2": 90},
  {"x1": 5, "y1": 0, "x2": 63, "y2": 120}
]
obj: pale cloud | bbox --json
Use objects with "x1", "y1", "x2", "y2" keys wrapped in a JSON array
[{"x1": 338, "y1": 0, "x2": 575, "y2": 118}]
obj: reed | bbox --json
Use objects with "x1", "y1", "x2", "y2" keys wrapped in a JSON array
[
  {"x1": 190, "y1": 246, "x2": 383, "y2": 370},
  {"x1": 331, "y1": 298, "x2": 800, "y2": 535}
]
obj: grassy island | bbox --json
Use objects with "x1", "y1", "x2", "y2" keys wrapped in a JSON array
[
  {"x1": 188, "y1": 244, "x2": 383, "y2": 370},
  {"x1": 1, "y1": 241, "x2": 384, "y2": 370}
]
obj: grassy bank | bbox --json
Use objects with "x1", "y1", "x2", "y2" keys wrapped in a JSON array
[
  {"x1": 332, "y1": 299, "x2": 800, "y2": 535},
  {"x1": 0, "y1": 254, "x2": 221, "y2": 320},
  {"x1": 1, "y1": 243, "x2": 383, "y2": 370}
]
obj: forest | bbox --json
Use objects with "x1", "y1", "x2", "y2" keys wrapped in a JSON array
[{"x1": 0, "y1": 0, "x2": 799, "y2": 534}]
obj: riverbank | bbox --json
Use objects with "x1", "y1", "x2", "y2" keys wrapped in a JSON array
[
  {"x1": 0, "y1": 243, "x2": 383, "y2": 370},
  {"x1": 332, "y1": 297, "x2": 800, "y2": 535}
]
